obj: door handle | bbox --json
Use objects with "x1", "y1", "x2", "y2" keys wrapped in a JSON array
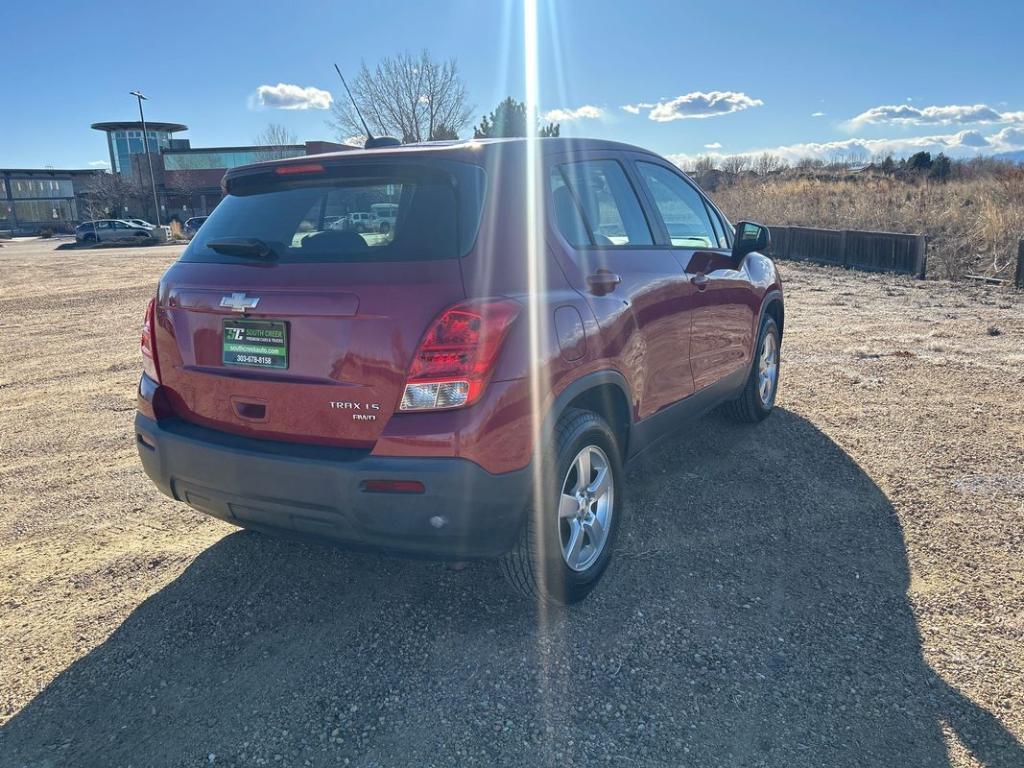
[
  {"x1": 587, "y1": 269, "x2": 622, "y2": 295},
  {"x1": 690, "y1": 272, "x2": 709, "y2": 290}
]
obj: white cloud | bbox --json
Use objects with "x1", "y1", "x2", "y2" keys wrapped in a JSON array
[
  {"x1": 542, "y1": 105, "x2": 604, "y2": 122},
  {"x1": 848, "y1": 103, "x2": 1019, "y2": 127},
  {"x1": 342, "y1": 135, "x2": 365, "y2": 147},
  {"x1": 811, "y1": 111, "x2": 826, "y2": 118},
  {"x1": 253, "y1": 83, "x2": 333, "y2": 110},
  {"x1": 88, "y1": 160, "x2": 110, "y2": 168},
  {"x1": 665, "y1": 127, "x2": 1024, "y2": 168},
  {"x1": 624, "y1": 91, "x2": 763, "y2": 122},
  {"x1": 704, "y1": 142, "x2": 722, "y2": 149},
  {"x1": 991, "y1": 126, "x2": 1024, "y2": 147},
  {"x1": 956, "y1": 130, "x2": 990, "y2": 148}
]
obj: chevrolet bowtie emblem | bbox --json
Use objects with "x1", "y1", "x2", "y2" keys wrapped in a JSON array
[{"x1": 220, "y1": 292, "x2": 260, "y2": 312}]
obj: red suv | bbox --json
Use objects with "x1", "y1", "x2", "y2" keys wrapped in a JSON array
[{"x1": 135, "y1": 138, "x2": 783, "y2": 604}]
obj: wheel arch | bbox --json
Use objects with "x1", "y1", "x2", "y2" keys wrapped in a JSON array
[
  {"x1": 546, "y1": 371, "x2": 633, "y2": 458},
  {"x1": 760, "y1": 290, "x2": 784, "y2": 339}
]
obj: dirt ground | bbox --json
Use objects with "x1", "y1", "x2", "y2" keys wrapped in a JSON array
[{"x1": 1, "y1": 239, "x2": 1022, "y2": 767}]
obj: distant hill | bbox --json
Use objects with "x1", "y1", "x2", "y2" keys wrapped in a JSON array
[{"x1": 992, "y1": 150, "x2": 1024, "y2": 164}]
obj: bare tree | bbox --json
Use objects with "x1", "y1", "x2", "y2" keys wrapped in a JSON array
[
  {"x1": 846, "y1": 146, "x2": 869, "y2": 167},
  {"x1": 254, "y1": 123, "x2": 299, "y2": 161},
  {"x1": 753, "y1": 153, "x2": 787, "y2": 176},
  {"x1": 826, "y1": 150, "x2": 847, "y2": 169},
  {"x1": 692, "y1": 155, "x2": 718, "y2": 174},
  {"x1": 721, "y1": 155, "x2": 750, "y2": 175},
  {"x1": 330, "y1": 51, "x2": 473, "y2": 143},
  {"x1": 794, "y1": 156, "x2": 824, "y2": 171},
  {"x1": 163, "y1": 156, "x2": 209, "y2": 219},
  {"x1": 81, "y1": 172, "x2": 144, "y2": 222},
  {"x1": 79, "y1": 174, "x2": 114, "y2": 239}
]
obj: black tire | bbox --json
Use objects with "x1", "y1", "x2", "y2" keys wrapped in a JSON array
[
  {"x1": 82, "y1": 233, "x2": 97, "y2": 243},
  {"x1": 378, "y1": 222, "x2": 390, "y2": 234},
  {"x1": 499, "y1": 408, "x2": 624, "y2": 605},
  {"x1": 724, "y1": 314, "x2": 780, "y2": 423}
]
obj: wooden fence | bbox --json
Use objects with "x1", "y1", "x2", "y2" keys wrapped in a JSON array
[{"x1": 768, "y1": 225, "x2": 928, "y2": 278}]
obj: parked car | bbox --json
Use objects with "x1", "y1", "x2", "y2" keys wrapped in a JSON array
[
  {"x1": 75, "y1": 219, "x2": 154, "y2": 244},
  {"x1": 129, "y1": 219, "x2": 173, "y2": 240},
  {"x1": 183, "y1": 216, "x2": 208, "y2": 239},
  {"x1": 346, "y1": 211, "x2": 375, "y2": 232},
  {"x1": 371, "y1": 202, "x2": 398, "y2": 234},
  {"x1": 326, "y1": 212, "x2": 376, "y2": 233},
  {"x1": 134, "y1": 138, "x2": 783, "y2": 604}
]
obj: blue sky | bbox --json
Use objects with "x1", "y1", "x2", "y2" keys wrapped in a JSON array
[{"x1": 4, "y1": 0, "x2": 1023, "y2": 169}]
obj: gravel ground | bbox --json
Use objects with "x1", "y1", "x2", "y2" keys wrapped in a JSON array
[{"x1": 1, "y1": 240, "x2": 1022, "y2": 767}]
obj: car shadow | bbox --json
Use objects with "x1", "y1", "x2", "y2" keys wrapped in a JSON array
[{"x1": 2, "y1": 409, "x2": 1021, "y2": 767}]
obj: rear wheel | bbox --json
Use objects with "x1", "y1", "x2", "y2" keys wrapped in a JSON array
[
  {"x1": 724, "y1": 314, "x2": 780, "y2": 422},
  {"x1": 500, "y1": 408, "x2": 624, "y2": 605}
]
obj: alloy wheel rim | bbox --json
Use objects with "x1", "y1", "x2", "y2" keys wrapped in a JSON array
[
  {"x1": 758, "y1": 331, "x2": 779, "y2": 407},
  {"x1": 558, "y1": 444, "x2": 614, "y2": 572}
]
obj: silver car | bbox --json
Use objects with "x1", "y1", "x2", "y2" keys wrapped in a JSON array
[{"x1": 76, "y1": 219, "x2": 155, "y2": 244}]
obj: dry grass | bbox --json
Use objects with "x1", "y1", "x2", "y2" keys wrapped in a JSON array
[{"x1": 712, "y1": 172, "x2": 1024, "y2": 280}]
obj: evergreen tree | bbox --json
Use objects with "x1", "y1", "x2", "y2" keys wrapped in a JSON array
[{"x1": 474, "y1": 98, "x2": 560, "y2": 138}]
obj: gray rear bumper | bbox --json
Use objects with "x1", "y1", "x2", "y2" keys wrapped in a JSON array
[{"x1": 135, "y1": 413, "x2": 529, "y2": 559}]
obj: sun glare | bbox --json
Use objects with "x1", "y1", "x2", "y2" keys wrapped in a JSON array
[{"x1": 523, "y1": 0, "x2": 553, "y2": 612}]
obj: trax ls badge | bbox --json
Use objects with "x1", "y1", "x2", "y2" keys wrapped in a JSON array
[
  {"x1": 220, "y1": 292, "x2": 260, "y2": 313},
  {"x1": 331, "y1": 401, "x2": 382, "y2": 422}
]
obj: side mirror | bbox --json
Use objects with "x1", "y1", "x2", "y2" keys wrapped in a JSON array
[{"x1": 732, "y1": 221, "x2": 771, "y2": 261}]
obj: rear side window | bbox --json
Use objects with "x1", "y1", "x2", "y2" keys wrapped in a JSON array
[
  {"x1": 635, "y1": 162, "x2": 717, "y2": 249},
  {"x1": 551, "y1": 160, "x2": 652, "y2": 247},
  {"x1": 181, "y1": 161, "x2": 485, "y2": 264}
]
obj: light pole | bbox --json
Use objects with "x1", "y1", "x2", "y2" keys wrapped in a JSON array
[{"x1": 129, "y1": 90, "x2": 162, "y2": 226}]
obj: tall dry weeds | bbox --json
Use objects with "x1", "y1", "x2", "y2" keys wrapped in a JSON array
[{"x1": 711, "y1": 172, "x2": 1024, "y2": 280}]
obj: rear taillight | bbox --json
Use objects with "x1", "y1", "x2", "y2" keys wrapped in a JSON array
[
  {"x1": 400, "y1": 299, "x2": 521, "y2": 411},
  {"x1": 141, "y1": 297, "x2": 161, "y2": 383}
]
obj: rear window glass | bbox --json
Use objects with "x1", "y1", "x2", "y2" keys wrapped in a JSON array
[{"x1": 181, "y1": 161, "x2": 485, "y2": 263}]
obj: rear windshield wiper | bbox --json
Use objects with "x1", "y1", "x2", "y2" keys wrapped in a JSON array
[{"x1": 205, "y1": 238, "x2": 279, "y2": 260}]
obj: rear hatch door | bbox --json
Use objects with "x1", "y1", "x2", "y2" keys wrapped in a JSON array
[{"x1": 154, "y1": 157, "x2": 485, "y2": 448}]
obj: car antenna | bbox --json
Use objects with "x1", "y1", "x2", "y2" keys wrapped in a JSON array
[{"x1": 333, "y1": 63, "x2": 400, "y2": 149}]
